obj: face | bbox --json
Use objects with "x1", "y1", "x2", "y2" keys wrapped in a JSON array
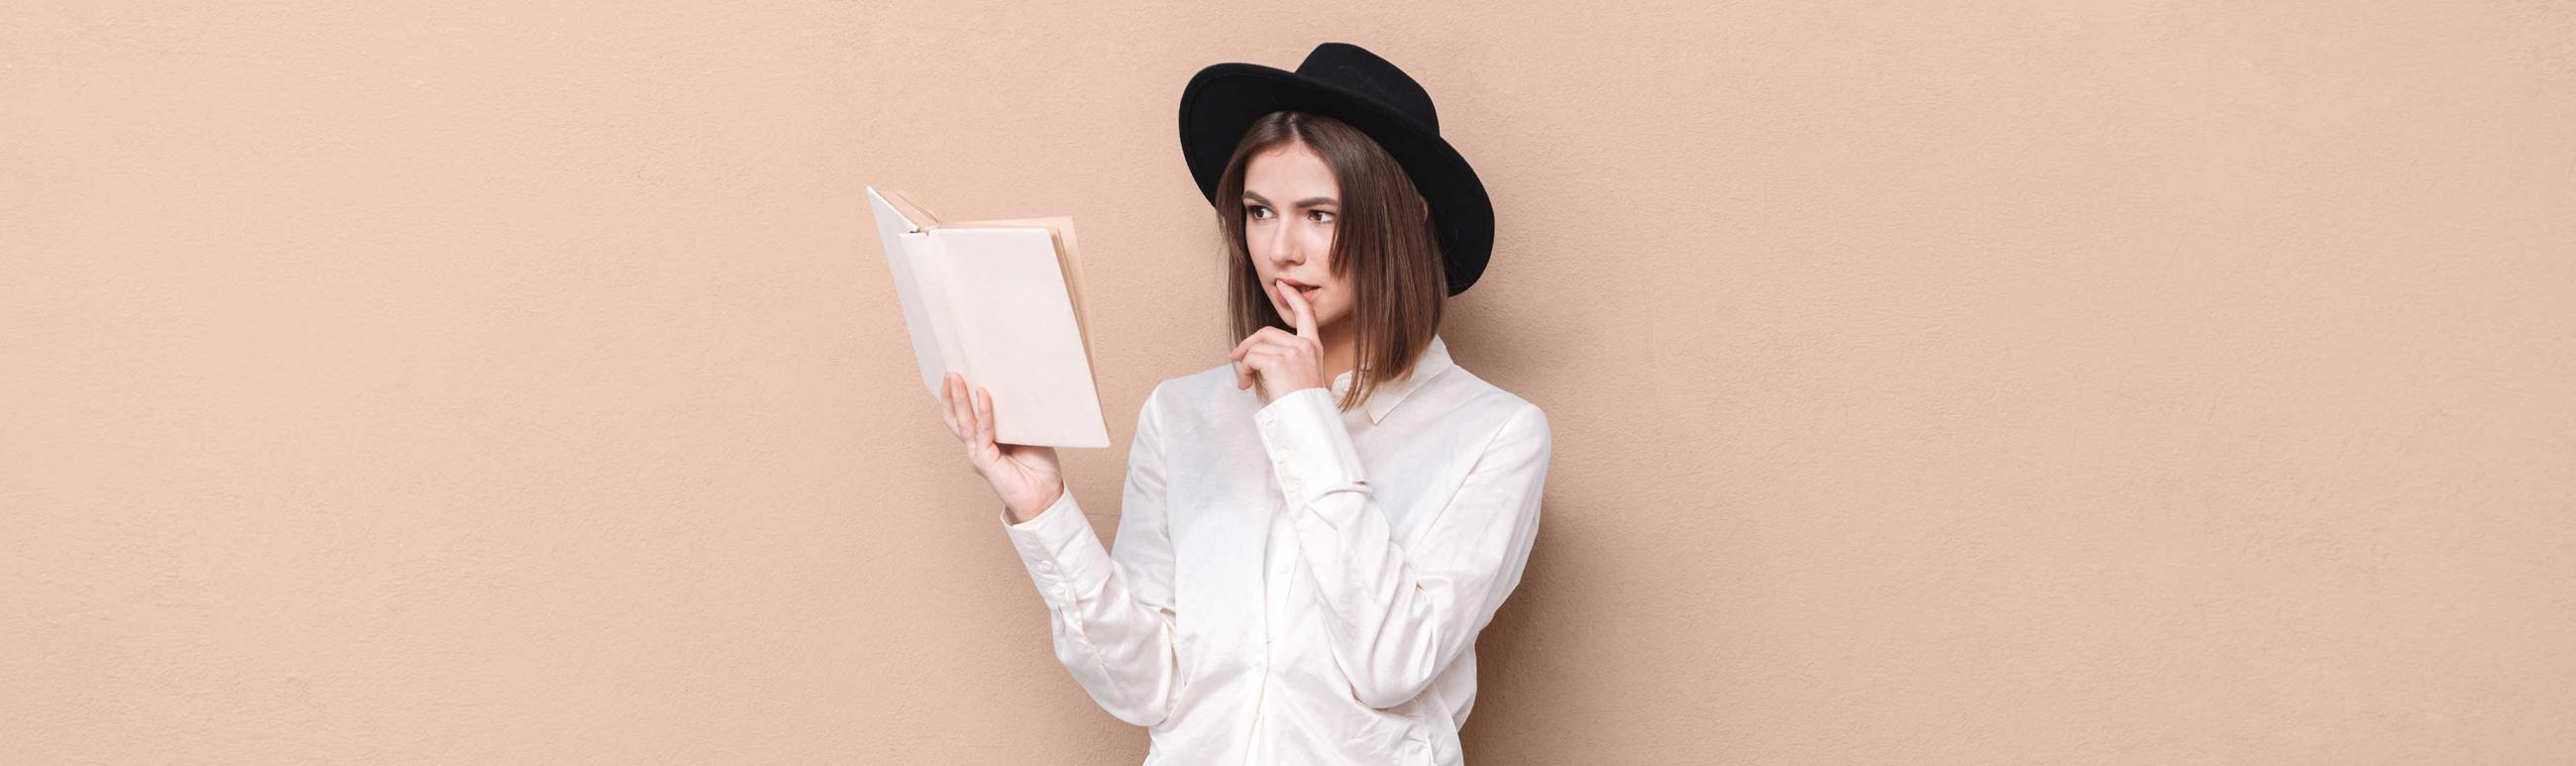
[{"x1": 1241, "y1": 142, "x2": 1351, "y2": 330}]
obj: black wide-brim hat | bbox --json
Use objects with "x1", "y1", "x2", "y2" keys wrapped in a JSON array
[{"x1": 1178, "y1": 42, "x2": 1495, "y2": 297}]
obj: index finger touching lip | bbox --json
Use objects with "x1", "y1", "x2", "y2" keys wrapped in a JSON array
[{"x1": 1281, "y1": 279, "x2": 1317, "y2": 337}]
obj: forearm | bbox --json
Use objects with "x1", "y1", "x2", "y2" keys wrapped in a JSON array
[
  {"x1": 1002, "y1": 489, "x2": 1180, "y2": 726},
  {"x1": 1253, "y1": 388, "x2": 1549, "y2": 708}
]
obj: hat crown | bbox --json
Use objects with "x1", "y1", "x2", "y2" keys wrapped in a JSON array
[
  {"x1": 1295, "y1": 43, "x2": 1439, "y2": 134},
  {"x1": 1176, "y1": 41, "x2": 1494, "y2": 296}
]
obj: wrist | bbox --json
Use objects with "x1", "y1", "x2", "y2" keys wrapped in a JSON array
[{"x1": 1006, "y1": 484, "x2": 1065, "y2": 525}]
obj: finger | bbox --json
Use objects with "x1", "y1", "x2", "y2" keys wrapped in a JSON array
[
  {"x1": 1280, "y1": 278, "x2": 1318, "y2": 339},
  {"x1": 975, "y1": 385, "x2": 998, "y2": 448},
  {"x1": 1234, "y1": 327, "x2": 1294, "y2": 361},
  {"x1": 1236, "y1": 338, "x2": 1277, "y2": 372},
  {"x1": 1242, "y1": 349, "x2": 1285, "y2": 393},
  {"x1": 942, "y1": 374, "x2": 968, "y2": 439},
  {"x1": 1232, "y1": 326, "x2": 1299, "y2": 361},
  {"x1": 1236, "y1": 348, "x2": 1266, "y2": 390},
  {"x1": 938, "y1": 374, "x2": 957, "y2": 433},
  {"x1": 959, "y1": 384, "x2": 981, "y2": 455},
  {"x1": 1240, "y1": 348, "x2": 1277, "y2": 380}
]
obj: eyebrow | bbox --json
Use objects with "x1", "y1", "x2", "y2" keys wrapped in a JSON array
[{"x1": 1242, "y1": 190, "x2": 1339, "y2": 208}]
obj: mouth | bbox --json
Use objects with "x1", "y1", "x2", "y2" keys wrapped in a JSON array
[{"x1": 1278, "y1": 278, "x2": 1322, "y2": 298}]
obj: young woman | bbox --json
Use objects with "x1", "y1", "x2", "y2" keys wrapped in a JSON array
[{"x1": 935, "y1": 43, "x2": 1552, "y2": 766}]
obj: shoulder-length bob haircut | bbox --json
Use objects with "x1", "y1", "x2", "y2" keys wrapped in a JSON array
[{"x1": 1212, "y1": 110, "x2": 1447, "y2": 414}]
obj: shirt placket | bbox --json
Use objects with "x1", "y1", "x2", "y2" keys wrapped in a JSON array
[
  {"x1": 1264, "y1": 409, "x2": 1303, "y2": 625},
  {"x1": 1249, "y1": 404, "x2": 1308, "y2": 765}
]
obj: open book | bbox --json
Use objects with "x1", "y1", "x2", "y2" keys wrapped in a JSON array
[{"x1": 867, "y1": 185, "x2": 1109, "y2": 449}]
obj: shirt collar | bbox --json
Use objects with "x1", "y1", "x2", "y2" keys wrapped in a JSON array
[{"x1": 1329, "y1": 334, "x2": 1454, "y2": 425}]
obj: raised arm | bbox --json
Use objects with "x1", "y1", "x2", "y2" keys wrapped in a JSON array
[
  {"x1": 999, "y1": 384, "x2": 1180, "y2": 726},
  {"x1": 1253, "y1": 388, "x2": 1551, "y2": 710}
]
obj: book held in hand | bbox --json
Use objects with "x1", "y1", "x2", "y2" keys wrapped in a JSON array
[{"x1": 867, "y1": 185, "x2": 1110, "y2": 449}]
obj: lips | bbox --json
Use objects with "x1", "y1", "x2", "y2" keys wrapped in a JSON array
[{"x1": 1278, "y1": 277, "x2": 1321, "y2": 295}]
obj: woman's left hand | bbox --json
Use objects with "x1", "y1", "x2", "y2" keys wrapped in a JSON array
[{"x1": 1233, "y1": 277, "x2": 1329, "y2": 401}]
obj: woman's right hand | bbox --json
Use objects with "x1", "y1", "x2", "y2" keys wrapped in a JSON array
[{"x1": 939, "y1": 372, "x2": 1064, "y2": 524}]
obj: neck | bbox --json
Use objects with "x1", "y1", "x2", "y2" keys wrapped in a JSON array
[{"x1": 1319, "y1": 319, "x2": 1357, "y2": 384}]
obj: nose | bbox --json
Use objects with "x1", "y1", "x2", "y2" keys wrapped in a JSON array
[{"x1": 1261, "y1": 219, "x2": 1303, "y2": 268}]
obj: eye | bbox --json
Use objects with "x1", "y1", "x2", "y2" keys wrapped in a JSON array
[
  {"x1": 1310, "y1": 209, "x2": 1336, "y2": 223},
  {"x1": 1246, "y1": 204, "x2": 1271, "y2": 221}
]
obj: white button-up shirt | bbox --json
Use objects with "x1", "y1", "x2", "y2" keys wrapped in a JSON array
[{"x1": 1000, "y1": 334, "x2": 1551, "y2": 765}]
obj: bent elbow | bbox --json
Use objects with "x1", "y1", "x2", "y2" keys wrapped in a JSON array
[
  {"x1": 1343, "y1": 625, "x2": 1450, "y2": 709},
  {"x1": 1101, "y1": 695, "x2": 1171, "y2": 728},
  {"x1": 1052, "y1": 637, "x2": 1176, "y2": 727},
  {"x1": 1349, "y1": 669, "x2": 1437, "y2": 711}
]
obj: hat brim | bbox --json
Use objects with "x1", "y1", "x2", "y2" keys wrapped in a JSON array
[{"x1": 1179, "y1": 62, "x2": 1494, "y2": 297}]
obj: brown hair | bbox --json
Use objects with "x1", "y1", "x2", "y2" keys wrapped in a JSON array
[{"x1": 1213, "y1": 111, "x2": 1448, "y2": 413}]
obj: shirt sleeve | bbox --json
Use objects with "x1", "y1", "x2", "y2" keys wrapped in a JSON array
[
  {"x1": 999, "y1": 383, "x2": 1180, "y2": 727},
  {"x1": 1252, "y1": 386, "x2": 1552, "y2": 710}
]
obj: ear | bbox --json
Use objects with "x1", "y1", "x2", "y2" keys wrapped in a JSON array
[{"x1": 1418, "y1": 194, "x2": 1431, "y2": 220}]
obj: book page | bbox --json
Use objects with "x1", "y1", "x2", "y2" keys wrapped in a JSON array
[
  {"x1": 945, "y1": 216, "x2": 1089, "y2": 365},
  {"x1": 885, "y1": 188, "x2": 942, "y2": 230},
  {"x1": 928, "y1": 226, "x2": 1110, "y2": 448},
  {"x1": 865, "y1": 186, "x2": 961, "y2": 398}
]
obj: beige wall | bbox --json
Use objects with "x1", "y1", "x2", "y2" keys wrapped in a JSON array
[{"x1": 5, "y1": 1, "x2": 2571, "y2": 763}]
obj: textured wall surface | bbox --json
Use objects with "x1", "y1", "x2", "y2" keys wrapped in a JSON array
[{"x1": 6, "y1": 2, "x2": 2572, "y2": 763}]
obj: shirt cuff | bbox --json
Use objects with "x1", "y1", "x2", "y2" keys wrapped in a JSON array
[
  {"x1": 1000, "y1": 489, "x2": 1110, "y2": 606},
  {"x1": 1253, "y1": 386, "x2": 1369, "y2": 503}
]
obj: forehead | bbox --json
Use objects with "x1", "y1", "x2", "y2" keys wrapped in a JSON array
[{"x1": 1242, "y1": 143, "x2": 1337, "y2": 199}]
